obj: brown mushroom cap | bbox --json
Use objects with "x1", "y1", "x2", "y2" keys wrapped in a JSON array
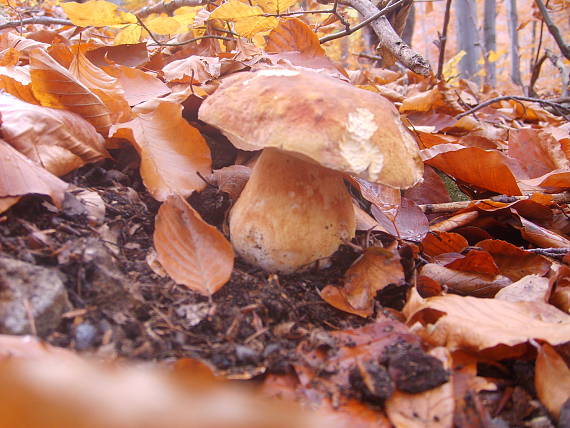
[{"x1": 198, "y1": 68, "x2": 423, "y2": 189}]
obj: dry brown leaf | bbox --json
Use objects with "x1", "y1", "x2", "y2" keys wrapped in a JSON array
[
  {"x1": 507, "y1": 129, "x2": 569, "y2": 179},
  {"x1": 209, "y1": 165, "x2": 252, "y2": 201},
  {"x1": 406, "y1": 294, "x2": 570, "y2": 356},
  {"x1": 0, "y1": 93, "x2": 108, "y2": 176},
  {"x1": 520, "y1": 169, "x2": 570, "y2": 193},
  {"x1": 0, "y1": 197, "x2": 20, "y2": 214},
  {"x1": 320, "y1": 247, "x2": 405, "y2": 316},
  {"x1": 103, "y1": 64, "x2": 171, "y2": 106},
  {"x1": 0, "y1": 334, "x2": 80, "y2": 361},
  {"x1": 419, "y1": 263, "x2": 510, "y2": 297},
  {"x1": 422, "y1": 145, "x2": 522, "y2": 196},
  {"x1": 111, "y1": 101, "x2": 211, "y2": 201},
  {"x1": 421, "y1": 232, "x2": 468, "y2": 257},
  {"x1": 444, "y1": 249, "x2": 500, "y2": 277},
  {"x1": 495, "y1": 274, "x2": 550, "y2": 303},
  {"x1": 162, "y1": 56, "x2": 222, "y2": 84},
  {"x1": 403, "y1": 166, "x2": 451, "y2": 206},
  {"x1": 266, "y1": 18, "x2": 325, "y2": 57},
  {"x1": 508, "y1": 216, "x2": 570, "y2": 248},
  {"x1": 385, "y1": 347, "x2": 454, "y2": 428},
  {"x1": 154, "y1": 194, "x2": 234, "y2": 296},
  {"x1": 476, "y1": 239, "x2": 552, "y2": 281},
  {"x1": 535, "y1": 344, "x2": 570, "y2": 421},
  {"x1": 429, "y1": 211, "x2": 479, "y2": 233},
  {"x1": 68, "y1": 48, "x2": 133, "y2": 123},
  {"x1": 29, "y1": 48, "x2": 112, "y2": 136},
  {"x1": 0, "y1": 138, "x2": 68, "y2": 208},
  {"x1": 0, "y1": 64, "x2": 38, "y2": 104}
]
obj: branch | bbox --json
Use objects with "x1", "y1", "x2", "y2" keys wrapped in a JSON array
[
  {"x1": 435, "y1": 0, "x2": 452, "y2": 80},
  {"x1": 325, "y1": 0, "x2": 431, "y2": 76},
  {"x1": 0, "y1": 17, "x2": 72, "y2": 30},
  {"x1": 420, "y1": 192, "x2": 570, "y2": 214},
  {"x1": 136, "y1": 0, "x2": 209, "y2": 18},
  {"x1": 533, "y1": 0, "x2": 570, "y2": 60},
  {"x1": 454, "y1": 95, "x2": 570, "y2": 121}
]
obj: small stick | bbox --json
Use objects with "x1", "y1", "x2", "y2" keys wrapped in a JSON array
[{"x1": 436, "y1": 0, "x2": 452, "y2": 80}]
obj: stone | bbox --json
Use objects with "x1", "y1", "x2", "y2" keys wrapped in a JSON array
[{"x1": 0, "y1": 257, "x2": 70, "y2": 336}]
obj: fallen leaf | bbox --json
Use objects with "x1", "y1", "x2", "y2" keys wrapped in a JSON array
[
  {"x1": 29, "y1": 48, "x2": 112, "y2": 136},
  {"x1": 0, "y1": 93, "x2": 108, "y2": 176},
  {"x1": 103, "y1": 64, "x2": 170, "y2": 106},
  {"x1": 495, "y1": 274, "x2": 550, "y2": 302},
  {"x1": 421, "y1": 145, "x2": 522, "y2": 196},
  {"x1": 406, "y1": 294, "x2": 570, "y2": 357},
  {"x1": 162, "y1": 56, "x2": 222, "y2": 84},
  {"x1": 371, "y1": 198, "x2": 429, "y2": 241},
  {"x1": 266, "y1": 18, "x2": 325, "y2": 57},
  {"x1": 535, "y1": 344, "x2": 570, "y2": 421},
  {"x1": 385, "y1": 347, "x2": 454, "y2": 428},
  {"x1": 421, "y1": 232, "x2": 468, "y2": 257},
  {"x1": 61, "y1": 0, "x2": 137, "y2": 27},
  {"x1": 154, "y1": 194, "x2": 234, "y2": 295},
  {"x1": 111, "y1": 101, "x2": 211, "y2": 201},
  {"x1": 0, "y1": 139, "x2": 68, "y2": 208}
]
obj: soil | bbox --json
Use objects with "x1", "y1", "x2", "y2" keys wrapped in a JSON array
[{"x1": 0, "y1": 146, "x2": 555, "y2": 427}]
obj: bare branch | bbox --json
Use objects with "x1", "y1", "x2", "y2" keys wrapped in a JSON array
[
  {"x1": 0, "y1": 17, "x2": 72, "y2": 30},
  {"x1": 435, "y1": 0, "x2": 452, "y2": 80},
  {"x1": 533, "y1": 0, "x2": 570, "y2": 60},
  {"x1": 136, "y1": 0, "x2": 209, "y2": 18},
  {"x1": 454, "y1": 95, "x2": 570, "y2": 121},
  {"x1": 420, "y1": 192, "x2": 570, "y2": 214},
  {"x1": 327, "y1": 0, "x2": 431, "y2": 76}
]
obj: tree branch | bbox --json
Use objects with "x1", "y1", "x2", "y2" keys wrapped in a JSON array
[
  {"x1": 436, "y1": 0, "x2": 452, "y2": 80},
  {"x1": 454, "y1": 95, "x2": 570, "y2": 121},
  {"x1": 136, "y1": 0, "x2": 209, "y2": 18},
  {"x1": 330, "y1": 0, "x2": 432, "y2": 76},
  {"x1": 0, "y1": 17, "x2": 72, "y2": 30},
  {"x1": 533, "y1": 0, "x2": 570, "y2": 60}
]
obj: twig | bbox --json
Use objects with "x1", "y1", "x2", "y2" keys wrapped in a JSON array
[
  {"x1": 136, "y1": 0, "x2": 208, "y2": 18},
  {"x1": 323, "y1": 0, "x2": 431, "y2": 76},
  {"x1": 526, "y1": 247, "x2": 570, "y2": 255},
  {"x1": 319, "y1": 0, "x2": 404, "y2": 44},
  {"x1": 0, "y1": 16, "x2": 72, "y2": 30},
  {"x1": 435, "y1": 0, "x2": 452, "y2": 80},
  {"x1": 355, "y1": 52, "x2": 384, "y2": 61},
  {"x1": 454, "y1": 95, "x2": 570, "y2": 121},
  {"x1": 148, "y1": 34, "x2": 235, "y2": 47},
  {"x1": 533, "y1": 0, "x2": 570, "y2": 60},
  {"x1": 420, "y1": 192, "x2": 570, "y2": 214}
]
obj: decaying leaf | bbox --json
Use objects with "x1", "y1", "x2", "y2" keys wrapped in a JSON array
[{"x1": 154, "y1": 194, "x2": 234, "y2": 295}]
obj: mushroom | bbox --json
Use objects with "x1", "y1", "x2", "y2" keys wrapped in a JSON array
[{"x1": 198, "y1": 68, "x2": 423, "y2": 273}]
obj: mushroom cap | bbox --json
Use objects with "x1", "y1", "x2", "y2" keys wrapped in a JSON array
[{"x1": 198, "y1": 68, "x2": 423, "y2": 189}]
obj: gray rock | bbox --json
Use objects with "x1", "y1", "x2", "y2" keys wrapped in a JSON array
[{"x1": 0, "y1": 257, "x2": 70, "y2": 336}]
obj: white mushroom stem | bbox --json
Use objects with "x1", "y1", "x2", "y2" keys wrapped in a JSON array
[{"x1": 229, "y1": 148, "x2": 356, "y2": 273}]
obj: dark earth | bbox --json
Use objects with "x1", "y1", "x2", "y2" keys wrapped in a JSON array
[{"x1": 0, "y1": 142, "x2": 564, "y2": 427}]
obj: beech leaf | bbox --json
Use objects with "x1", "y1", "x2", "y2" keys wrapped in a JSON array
[{"x1": 154, "y1": 194, "x2": 234, "y2": 295}]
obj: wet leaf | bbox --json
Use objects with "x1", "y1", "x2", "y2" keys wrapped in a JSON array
[{"x1": 154, "y1": 194, "x2": 234, "y2": 295}]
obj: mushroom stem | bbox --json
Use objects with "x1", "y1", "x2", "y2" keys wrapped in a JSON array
[{"x1": 229, "y1": 148, "x2": 356, "y2": 273}]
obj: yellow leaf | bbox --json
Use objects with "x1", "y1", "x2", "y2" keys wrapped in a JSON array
[
  {"x1": 488, "y1": 49, "x2": 506, "y2": 63},
  {"x1": 235, "y1": 16, "x2": 278, "y2": 37},
  {"x1": 442, "y1": 50, "x2": 465, "y2": 83},
  {"x1": 145, "y1": 16, "x2": 181, "y2": 35},
  {"x1": 210, "y1": 0, "x2": 263, "y2": 20},
  {"x1": 114, "y1": 24, "x2": 142, "y2": 44},
  {"x1": 254, "y1": 0, "x2": 297, "y2": 14},
  {"x1": 62, "y1": 0, "x2": 137, "y2": 27}
]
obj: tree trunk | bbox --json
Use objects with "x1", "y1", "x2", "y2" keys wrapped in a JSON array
[
  {"x1": 455, "y1": 0, "x2": 479, "y2": 82},
  {"x1": 483, "y1": 0, "x2": 496, "y2": 86},
  {"x1": 505, "y1": 0, "x2": 522, "y2": 85}
]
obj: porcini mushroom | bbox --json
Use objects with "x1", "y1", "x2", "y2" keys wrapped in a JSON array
[{"x1": 198, "y1": 68, "x2": 423, "y2": 273}]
